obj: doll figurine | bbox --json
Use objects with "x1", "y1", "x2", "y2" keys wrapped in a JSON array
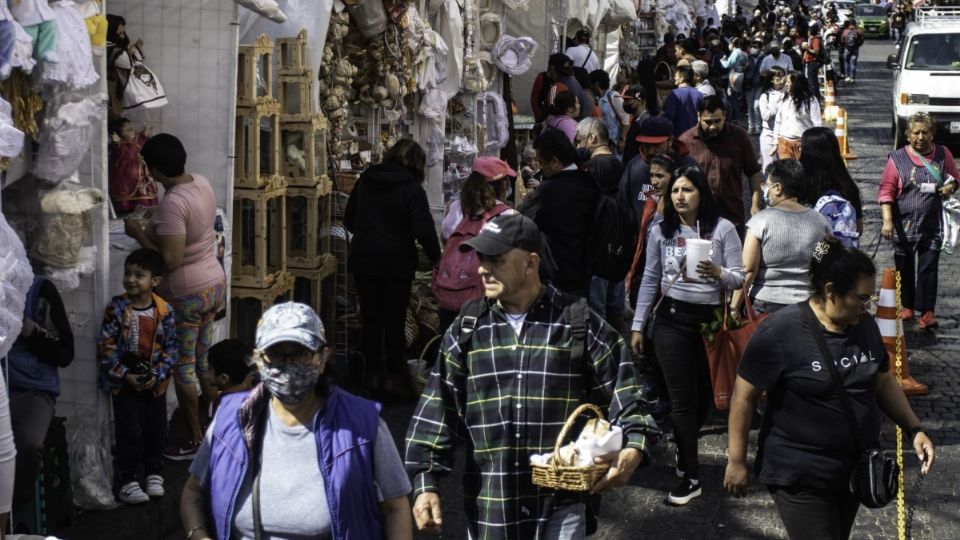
[
  {"x1": 108, "y1": 117, "x2": 157, "y2": 214},
  {"x1": 9, "y1": 0, "x2": 58, "y2": 63}
]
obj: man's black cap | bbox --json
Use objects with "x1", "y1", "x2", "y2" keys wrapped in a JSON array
[{"x1": 460, "y1": 214, "x2": 544, "y2": 256}]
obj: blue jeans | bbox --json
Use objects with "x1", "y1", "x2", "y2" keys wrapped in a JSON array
[
  {"x1": 467, "y1": 503, "x2": 586, "y2": 540},
  {"x1": 745, "y1": 87, "x2": 762, "y2": 131},
  {"x1": 804, "y1": 61, "x2": 821, "y2": 100},
  {"x1": 588, "y1": 276, "x2": 625, "y2": 318},
  {"x1": 843, "y1": 48, "x2": 860, "y2": 79}
]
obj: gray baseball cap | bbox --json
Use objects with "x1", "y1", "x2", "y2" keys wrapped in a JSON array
[{"x1": 255, "y1": 302, "x2": 326, "y2": 352}]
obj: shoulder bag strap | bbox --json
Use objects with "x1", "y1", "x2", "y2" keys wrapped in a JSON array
[
  {"x1": 581, "y1": 46, "x2": 593, "y2": 68},
  {"x1": 908, "y1": 145, "x2": 944, "y2": 186},
  {"x1": 566, "y1": 298, "x2": 589, "y2": 363},
  {"x1": 800, "y1": 302, "x2": 866, "y2": 453}
]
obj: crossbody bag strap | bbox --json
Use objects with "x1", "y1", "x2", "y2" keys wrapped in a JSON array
[
  {"x1": 800, "y1": 302, "x2": 866, "y2": 454},
  {"x1": 908, "y1": 146, "x2": 944, "y2": 186}
]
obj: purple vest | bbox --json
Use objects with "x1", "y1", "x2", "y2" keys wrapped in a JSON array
[
  {"x1": 890, "y1": 145, "x2": 945, "y2": 244},
  {"x1": 207, "y1": 384, "x2": 384, "y2": 540}
]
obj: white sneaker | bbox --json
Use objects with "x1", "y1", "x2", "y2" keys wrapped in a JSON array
[
  {"x1": 145, "y1": 474, "x2": 165, "y2": 497},
  {"x1": 119, "y1": 481, "x2": 150, "y2": 504}
]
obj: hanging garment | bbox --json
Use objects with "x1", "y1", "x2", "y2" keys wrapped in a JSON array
[
  {"x1": 2, "y1": 19, "x2": 37, "y2": 76},
  {"x1": 40, "y1": 1, "x2": 98, "y2": 89},
  {"x1": 0, "y1": 209, "x2": 34, "y2": 359},
  {"x1": 480, "y1": 91, "x2": 509, "y2": 152},
  {"x1": 0, "y1": 96, "x2": 25, "y2": 157},
  {"x1": 32, "y1": 94, "x2": 104, "y2": 182},
  {"x1": 113, "y1": 46, "x2": 168, "y2": 110},
  {"x1": 76, "y1": 0, "x2": 106, "y2": 56}
]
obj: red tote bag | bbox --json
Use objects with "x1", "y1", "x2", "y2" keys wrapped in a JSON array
[{"x1": 702, "y1": 292, "x2": 767, "y2": 410}]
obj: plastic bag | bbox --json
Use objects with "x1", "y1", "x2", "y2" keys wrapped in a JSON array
[{"x1": 66, "y1": 406, "x2": 118, "y2": 510}]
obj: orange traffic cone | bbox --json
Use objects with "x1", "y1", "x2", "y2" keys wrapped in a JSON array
[
  {"x1": 875, "y1": 268, "x2": 928, "y2": 396},
  {"x1": 823, "y1": 81, "x2": 838, "y2": 122},
  {"x1": 837, "y1": 109, "x2": 858, "y2": 161}
]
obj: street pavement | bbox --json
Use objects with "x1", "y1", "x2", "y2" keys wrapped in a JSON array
[{"x1": 382, "y1": 40, "x2": 960, "y2": 540}]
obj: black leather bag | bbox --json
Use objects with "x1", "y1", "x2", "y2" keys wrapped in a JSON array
[{"x1": 802, "y1": 304, "x2": 899, "y2": 508}]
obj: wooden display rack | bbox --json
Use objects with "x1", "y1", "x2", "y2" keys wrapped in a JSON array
[
  {"x1": 276, "y1": 30, "x2": 309, "y2": 76},
  {"x1": 230, "y1": 271, "x2": 294, "y2": 345},
  {"x1": 235, "y1": 98, "x2": 282, "y2": 189},
  {"x1": 280, "y1": 113, "x2": 329, "y2": 187},
  {"x1": 278, "y1": 74, "x2": 314, "y2": 122},
  {"x1": 232, "y1": 183, "x2": 288, "y2": 288},
  {"x1": 237, "y1": 34, "x2": 274, "y2": 107},
  {"x1": 290, "y1": 253, "x2": 337, "y2": 311},
  {"x1": 285, "y1": 179, "x2": 333, "y2": 269}
]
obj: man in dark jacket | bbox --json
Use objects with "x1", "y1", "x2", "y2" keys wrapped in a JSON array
[
  {"x1": 343, "y1": 140, "x2": 440, "y2": 399},
  {"x1": 518, "y1": 130, "x2": 598, "y2": 297},
  {"x1": 546, "y1": 52, "x2": 596, "y2": 121}
]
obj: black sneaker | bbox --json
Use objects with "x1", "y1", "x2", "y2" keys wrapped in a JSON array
[{"x1": 666, "y1": 478, "x2": 702, "y2": 506}]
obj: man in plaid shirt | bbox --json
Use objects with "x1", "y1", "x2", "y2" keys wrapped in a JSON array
[{"x1": 405, "y1": 214, "x2": 659, "y2": 539}]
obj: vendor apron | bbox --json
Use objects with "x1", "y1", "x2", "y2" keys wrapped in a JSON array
[{"x1": 890, "y1": 145, "x2": 945, "y2": 249}]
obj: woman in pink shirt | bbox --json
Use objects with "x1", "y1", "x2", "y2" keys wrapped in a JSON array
[{"x1": 125, "y1": 134, "x2": 226, "y2": 459}]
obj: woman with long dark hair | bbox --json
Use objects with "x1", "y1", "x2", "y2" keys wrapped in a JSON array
[
  {"x1": 345, "y1": 139, "x2": 441, "y2": 400},
  {"x1": 726, "y1": 236, "x2": 936, "y2": 539},
  {"x1": 630, "y1": 166, "x2": 744, "y2": 506},
  {"x1": 759, "y1": 66, "x2": 787, "y2": 172},
  {"x1": 773, "y1": 71, "x2": 821, "y2": 160},
  {"x1": 800, "y1": 126, "x2": 864, "y2": 236}
]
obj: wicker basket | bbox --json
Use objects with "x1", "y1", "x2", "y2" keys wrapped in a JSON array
[{"x1": 530, "y1": 403, "x2": 611, "y2": 492}]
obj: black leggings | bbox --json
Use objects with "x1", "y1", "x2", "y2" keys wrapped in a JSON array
[
  {"x1": 769, "y1": 485, "x2": 861, "y2": 540},
  {"x1": 354, "y1": 274, "x2": 412, "y2": 376},
  {"x1": 651, "y1": 299, "x2": 717, "y2": 479}
]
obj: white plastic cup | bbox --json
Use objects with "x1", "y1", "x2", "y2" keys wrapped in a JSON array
[{"x1": 684, "y1": 239, "x2": 713, "y2": 281}]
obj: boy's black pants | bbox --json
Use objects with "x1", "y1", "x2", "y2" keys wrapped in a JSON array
[{"x1": 113, "y1": 385, "x2": 167, "y2": 483}]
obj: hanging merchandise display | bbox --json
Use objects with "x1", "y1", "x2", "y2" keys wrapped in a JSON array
[
  {"x1": 318, "y1": 11, "x2": 357, "y2": 164},
  {"x1": 76, "y1": 0, "x2": 107, "y2": 57},
  {"x1": 31, "y1": 93, "x2": 105, "y2": 183},
  {"x1": 492, "y1": 35, "x2": 537, "y2": 76},
  {"x1": 0, "y1": 2, "x2": 38, "y2": 78},
  {"x1": 39, "y1": 0, "x2": 99, "y2": 89},
  {"x1": 480, "y1": 91, "x2": 509, "y2": 152},
  {"x1": 343, "y1": 0, "x2": 388, "y2": 38},
  {"x1": 0, "y1": 96, "x2": 25, "y2": 158},
  {"x1": 30, "y1": 186, "x2": 103, "y2": 270},
  {"x1": 8, "y1": 0, "x2": 59, "y2": 64},
  {"x1": 234, "y1": 0, "x2": 288, "y2": 22},
  {"x1": 0, "y1": 209, "x2": 34, "y2": 359},
  {"x1": 112, "y1": 45, "x2": 167, "y2": 111}
]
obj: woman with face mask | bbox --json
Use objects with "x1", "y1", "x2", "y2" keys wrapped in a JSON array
[
  {"x1": 731, "y1": 159, "x2": 832, "y2": 316},
  {"x1": 179, "y1": 302, "x2": 414, "y2": 540}
]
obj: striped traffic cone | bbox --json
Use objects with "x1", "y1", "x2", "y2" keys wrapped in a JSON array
[
  {"x1": 836, "y1": 109, "x2": 858, "y2": 161},
  {"x1": 823, "y1": 81, "x2": 838, "y2": 122},
  {"x1": 875, "y1": 268, "x2": 928, "y2": 396}
]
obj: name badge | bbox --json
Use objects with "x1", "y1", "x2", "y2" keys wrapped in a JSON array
[{"x1": 920, "y1": 183, "x2": 937, "y2": 194}]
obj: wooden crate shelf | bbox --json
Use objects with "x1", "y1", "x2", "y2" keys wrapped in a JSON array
[
  {"x1": 280, "y1": 112, "x2": 329, "y2": 187},
  {"x1": 290, "y1": 253, "x2": 337, "y2": 311},
  {"x1": 276, "y1": 29, "x2": 309, "y2": 76},
  {"x1": 279, "y1": 74, "x2": 314, "y2": 122},
  {"x1": 232, "y1": 184, "x2": 287, "y2": 288},
  {"x1": 230, "y1": 271, "x2": 294, "y2": 346},
  {"x1": 235, "y1": 98, "x2": 282, "y2": 189},
  {"x1": 237, "y1": 34, "x2": 274, "y2": 107},
  {"x1": 285, "y1": 182, "x2": 333, "y2": 269}
]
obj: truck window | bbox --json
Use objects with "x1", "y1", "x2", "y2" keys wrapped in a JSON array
[{"x1": 906, "y1": 33, "x2": 960, "y2": 70}]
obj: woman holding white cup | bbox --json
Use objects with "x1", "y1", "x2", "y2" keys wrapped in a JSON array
[{"x1": 629, "y1": 165, "x2": 744, "y2": 506}]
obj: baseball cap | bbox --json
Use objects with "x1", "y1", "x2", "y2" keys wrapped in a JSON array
[
  {"x1": 472, "y1": 156, "x2": 517, "y2": 181},
  {"x1": 460, "y1": 214, "x2": 543, "y2": 256},
  {"x1": 255, "y1": 302, "x2": 326, "y2": 352},
  {"x1": 636, "y1": 116, "x2": 674, "y2": 144}
]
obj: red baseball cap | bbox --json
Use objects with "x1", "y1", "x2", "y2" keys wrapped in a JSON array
[
  {"x1": 635, "y1": 116, "x2": 674, "y2": 144},
  {"x1": 472, "y1": 156, "x2": 517, "y2": 181}
]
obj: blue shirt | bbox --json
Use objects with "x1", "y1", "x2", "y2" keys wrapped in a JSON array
[{"x1": 662, "y1": 86, "x2": 703, "y2": 136}]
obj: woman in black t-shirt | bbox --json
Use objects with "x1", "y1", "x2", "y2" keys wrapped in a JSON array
[{"x1": 723, "y1": 236, "x2": 936, "y2": 540}]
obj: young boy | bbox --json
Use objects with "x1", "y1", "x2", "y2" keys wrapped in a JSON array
[
  {"x1": 204, "y1": 338, "x2": 255, "y2": 417},
  {"x1": 97, "y1": 248, "x2": 177, "y2": 505}
]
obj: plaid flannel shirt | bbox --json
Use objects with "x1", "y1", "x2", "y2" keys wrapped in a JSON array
[{"x1": 405, "y1": 285, "x2": 659, "y2": 539}]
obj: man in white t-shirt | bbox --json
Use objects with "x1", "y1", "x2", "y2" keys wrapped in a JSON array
[
  {"x1": 564, "y1": 28, "x2": 600, "y2": 73},
  {"x1": 759, "y1": 43, "x2": 794, "y2": 75}
]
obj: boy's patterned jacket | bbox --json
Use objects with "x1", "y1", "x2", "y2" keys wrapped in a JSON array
[{"x1": 97, "y1": 292, "x2": 177, "y2": 397}]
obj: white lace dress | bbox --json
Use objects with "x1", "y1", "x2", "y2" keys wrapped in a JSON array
[
  {"x1": 40, "y1": 1, "x2": 98, "y2": 89},
  {"x1": 0, "y1": 209, "x2": 33, "y2": 360}
]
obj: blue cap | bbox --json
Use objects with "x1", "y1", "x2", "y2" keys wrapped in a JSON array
[{"x1": 255, "y1": 302, "x2": 326, "y2": 352}]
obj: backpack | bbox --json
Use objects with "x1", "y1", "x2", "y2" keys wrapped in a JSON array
[
  {"x1": 589, "y1": 186, "x2": 639, "y2": 282},
  {"x1": 598, "y1": 90, "x2": 620, "y2": 144},
  {"x1": 844, "y1": 30, "x2": 861, "y2": 49},
  {"x1": 815, "y1": 191, "x2": 860, "y2": 248},
  {"x1": 431, "y1": 203, "x2": 512, "y2": 311}
]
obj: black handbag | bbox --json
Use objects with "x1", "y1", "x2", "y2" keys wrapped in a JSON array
[{"x1": 802, "y1": 303, "x2": 899, "y2": 508}]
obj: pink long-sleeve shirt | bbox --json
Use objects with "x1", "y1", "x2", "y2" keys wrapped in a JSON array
[{"x1": 878, "y1": 145, "x2": 959, "y2": 204}]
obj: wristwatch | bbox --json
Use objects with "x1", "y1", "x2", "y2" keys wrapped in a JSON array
[{"x1": 908, "y1": 425, "x2": 925, "y2": 439}]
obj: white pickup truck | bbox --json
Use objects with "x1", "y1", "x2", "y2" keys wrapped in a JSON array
[{"x1": 888, "y1": 7, "x2": 960, "y2": 148}]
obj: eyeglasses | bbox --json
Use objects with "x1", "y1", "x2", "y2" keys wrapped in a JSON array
[
  {"x1": 851, "y1": 292, "x2": 879, "y2": 307},
  {"x1": 263, "y1": 347, "x2": 316, "y2": 365}
]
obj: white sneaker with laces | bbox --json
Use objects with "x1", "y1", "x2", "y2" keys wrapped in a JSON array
[
  {"x1": 145, "y1": 474, "x2": 165, "y2": 497},
  {"x1": 119, "y1": 481, "x2": 150, "y2": 504}
]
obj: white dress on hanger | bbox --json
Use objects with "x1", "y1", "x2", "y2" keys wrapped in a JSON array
[
  {"x1": 113, "y1": 46, "x2": 168, "y2": 110},
  {"x1": 40, "y1": 1, "x2": 98, "y2": 89}
]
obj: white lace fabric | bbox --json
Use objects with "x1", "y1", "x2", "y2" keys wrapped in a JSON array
[{"x1": 40, "y1": 0, "x2": 99, "y2": 89}]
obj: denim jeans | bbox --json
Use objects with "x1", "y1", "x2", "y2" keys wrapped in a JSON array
[
  {"x1": 588, "y1": 276, "x2": 625, "y2": 318},
  {"x1": 804, "y1": 61, "x2": 822, "y2": 100},
  {"x1": 745, "y1": 87, "x2": 762, "y2": 131},
  {"x1": 843, "y1": 48, "x2": 860, "y2": 79},
  {"x1": 466, "y1": 503, "x2": 586, "y2": 540}
]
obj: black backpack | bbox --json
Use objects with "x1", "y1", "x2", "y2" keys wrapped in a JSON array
[
  {"x1": 844, "y1": 30, "x2": 861, "y2": 49},
  {"x1": 589, "y1": 186, "x2": 638, "y2": 282}
]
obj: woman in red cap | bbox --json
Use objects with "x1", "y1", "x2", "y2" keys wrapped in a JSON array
[{"x1": 434, "y1": 157, "x2": 516, "y2": 333}]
